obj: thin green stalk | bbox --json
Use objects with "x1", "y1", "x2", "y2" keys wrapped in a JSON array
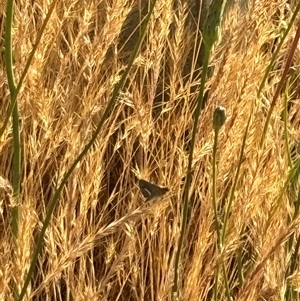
[
  {"x1": 221, "y1": 112, "x2": 251, "y2": 243},
  {"x1": 288, "y1": 232, "x2": 300, "y2": 280},
  {"x1": 5, "y1": 0, "x2": 20, "y2": 238},
  {"x1": 4, "y1": 0, "x2": 15, "y2": 90},
  {"x1": 260, "y1": 21, "x2": 300, "y2": 148},
  {"x1": 292, "y1": 184, "x2": 300, "y2": 221},
  {"x1": 236, "y1": 239, "x2": 244, "y2": 286},
  {"x1": 221, "y1": 111, "x2": 253, "y2": 291},
  {"x1": 237, "y1": 158, "x2": 300, "y2": 301},
  {"x1": 172, "y1": 47, "x2": 211, "y2": 299},
  {"x1": 285, "y1": 169, "x2": 300, "y2": 300},
  {"x1": 12, "y1": 104, "x2": 20, "y2": 237},
  {"x1": 285, "y1": 233, "x2": 300, "y2": 301},
  {"x1": 287, "y1": 185, "x2": 300, "y2": 261},
  {"x1": 212, "y1": 127, "x2": 226, "y2": 300},
  {"x1": 283, "y1": 77, "x2": 293, "y2": 254},
  {"x1": 4, "y1": 0, "x2": 59, "y2": 239},
  {"x1": 16, "y1": 1, "x2": 157, "y2": 300},
  {"x1": 212, "y1": 125, "x2": 221, "y2": 301},
  {"x1": 212, "y1": 107, "x2": 230, "y2": 300},
  {"x1": 221, "y1": 4, "x2": 299, "y2": 290},
  {"x1": 283, "y1": 79, "x2": 292, "y2": 168},
  {"x1": 212, "y1": 127, "x2": 221, "y2": 244},
  {"x1": 222, "y1": 264, "x2": 231, "y2": 301},
  {"x1": 257, "y1": 0, "x2": 300, "y2": 96},
  {"x1": 172, "y1": 0, "x2": 226, "y2": 298},
  {"x1": 264, "y1": 158, "x2": 300, "y2": 232},
  {"x1": 1, "y1": 0, "x2": 59, "y2": 138},
  {"x1": 213, "y1": 266, "x2": 219, "y2": 301}
]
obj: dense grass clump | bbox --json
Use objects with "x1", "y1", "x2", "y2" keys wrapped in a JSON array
[{"x1": 1, "y1": 0, "x2": 300, "y2": 300}]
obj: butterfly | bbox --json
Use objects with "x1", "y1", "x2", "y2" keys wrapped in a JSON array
[{"x1": 138, "y1": 179, "x2": 169, "y2": 200}]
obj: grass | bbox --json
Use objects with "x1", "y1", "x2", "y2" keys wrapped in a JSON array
[{"x1": 1, "y1": 0, "x2": 300, "y2": 300}]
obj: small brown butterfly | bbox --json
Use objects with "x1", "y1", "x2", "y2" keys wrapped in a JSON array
[{"x1": 138, "y1": 179, "x2": 169, "y2": 200}]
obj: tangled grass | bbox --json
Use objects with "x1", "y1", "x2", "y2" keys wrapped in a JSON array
[{"x1": 1, "y1": 0, "x2": 300, "y2": 300}]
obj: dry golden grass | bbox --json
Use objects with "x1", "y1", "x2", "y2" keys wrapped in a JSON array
[{"x1": 1, "y1": 0, "x2": 300, "y2": 300}]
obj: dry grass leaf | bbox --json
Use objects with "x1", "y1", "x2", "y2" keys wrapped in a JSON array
[{"x1": 1, "y1": 0, "x2": 300, "y2": 300}]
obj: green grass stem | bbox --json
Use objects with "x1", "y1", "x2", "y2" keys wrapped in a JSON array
[{"x1": 16, "y1": 1, "x2": 158, "y2": 300}]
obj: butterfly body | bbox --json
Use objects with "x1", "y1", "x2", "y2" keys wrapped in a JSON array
[{"x1": 138, "y1": 179, "x2": 169, "y2": 200}]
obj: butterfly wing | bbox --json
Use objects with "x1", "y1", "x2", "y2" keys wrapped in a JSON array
[
  {"x1": 138, "y1": 179, "x2": 153, "y2": 198},
  {"x1": 138, "y1": 179, "x2": 169, "y2": 200}
]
